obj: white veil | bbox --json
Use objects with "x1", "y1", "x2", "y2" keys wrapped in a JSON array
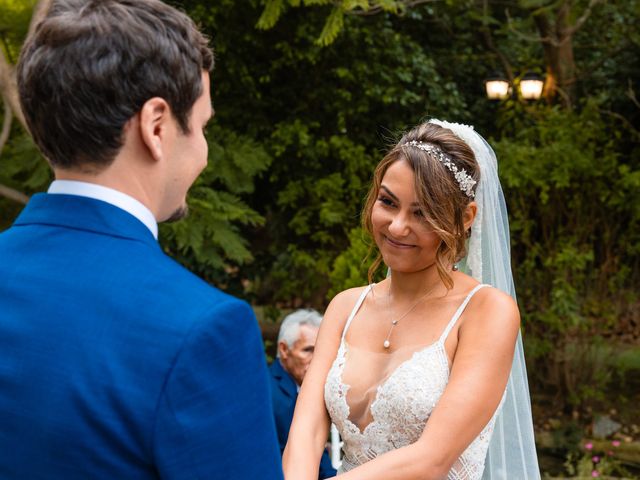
[{"x1": 429, "y1": 119, "x2": 541, "y2": 479}]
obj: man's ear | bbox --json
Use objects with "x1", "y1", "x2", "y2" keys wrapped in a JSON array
[
  {"x1": 278, "y1": 341, "x2": 289, "y2": 361},
  {"x1": 463, "y1": 201, "x2": 478, "y2": 232},
  {"x1": 139, "y1": 97, "x2": 173, "y2": 162}
]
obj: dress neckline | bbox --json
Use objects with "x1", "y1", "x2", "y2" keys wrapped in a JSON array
[
  {"x1": 336, "y1": 283, "x2": 488, "y2": 436},
  {"x1": 338, "y1": 338, "x2": 448, "y2": 436}
]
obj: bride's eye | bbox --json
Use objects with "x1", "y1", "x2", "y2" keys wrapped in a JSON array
[{"x1": 378, "y1": 196, "x2": 395, "y2": 208}]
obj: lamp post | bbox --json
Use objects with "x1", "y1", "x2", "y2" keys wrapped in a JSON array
[
  {"x1": 484, "y1": 73, "x2": 510, "y2": 101},
  {"x1": 519, "y1": 72, "x2": 545, "y2": 100}
]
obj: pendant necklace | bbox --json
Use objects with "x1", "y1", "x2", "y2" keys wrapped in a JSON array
[{"x1": 383, "y1": 283, "x2": 439, "y2": 350}]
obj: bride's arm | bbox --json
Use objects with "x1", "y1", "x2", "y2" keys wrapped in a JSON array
[
  {"x1": 335, "y1": 287, "x2": 521, "y2": 480},
  {"x1": 282, "y1": 288, "x2": 363, "y2": 480}
]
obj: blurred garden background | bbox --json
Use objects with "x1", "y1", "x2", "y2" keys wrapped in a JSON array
[{"x1": 1, "y1": 0, "x2": 638, "y2": 477}]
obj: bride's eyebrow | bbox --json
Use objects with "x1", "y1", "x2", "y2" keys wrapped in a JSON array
[
  {"x1": 380, "y1": 185, "x2": 421, "y2": 207},
  {"x1": 379, "y1": 185, "x2": 398, "y2": 201}
]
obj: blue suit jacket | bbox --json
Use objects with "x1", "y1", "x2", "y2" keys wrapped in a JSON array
[
  {"x1": 269, "y1": 360, "x2": 337, "y2": 479},
  {"x1": 0, "y1": 193, "x2": 283, "y2": 479}
]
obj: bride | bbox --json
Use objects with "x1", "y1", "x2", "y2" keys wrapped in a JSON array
[{"x1": 282, "y1": 120, "x2": 540, "y2": 479}]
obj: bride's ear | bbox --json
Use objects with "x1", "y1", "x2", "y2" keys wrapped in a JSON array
[{"x1": 463, "y1": 202, "x2": 478, "y2": 232}]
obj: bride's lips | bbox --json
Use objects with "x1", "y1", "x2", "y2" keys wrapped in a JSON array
[{"x1": 384, "y1": 235, "x2": 415, "y2": 249}]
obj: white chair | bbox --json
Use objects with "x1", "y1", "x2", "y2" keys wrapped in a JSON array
[{"x1": 330, "y1": 423, "x2": 343, "y2": 470}]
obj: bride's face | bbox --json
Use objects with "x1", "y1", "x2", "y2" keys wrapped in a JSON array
[{"x1": 371, "y1": 159, "x2": 442, "y2": 273}]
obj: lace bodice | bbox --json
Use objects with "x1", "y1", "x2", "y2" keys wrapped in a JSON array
[{"x1": 324, "y1": 284, "x2": 503, "y2": 479}]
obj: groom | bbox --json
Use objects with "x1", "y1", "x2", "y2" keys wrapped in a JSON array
[{"x1": 0, "y1": 1, "x2": 282, "y2": 478}]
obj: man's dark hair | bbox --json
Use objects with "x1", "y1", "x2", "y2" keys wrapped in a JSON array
[{"x1": 17, "y1": 0, "x2": 214, "y2": 170}]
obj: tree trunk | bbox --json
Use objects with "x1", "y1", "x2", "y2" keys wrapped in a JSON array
[
  {"x1": 0, "y1": 52, "x2": 26, "y2": 129},
  {"x1": 534, "y1": 4, "x2": 577, "y2": 108},
  {"x1": 533, "y1": 0, "x2": 604, "y2": 108},
  {"x1": 0, "y1": 0, "x2": 53, "y2": 204}
]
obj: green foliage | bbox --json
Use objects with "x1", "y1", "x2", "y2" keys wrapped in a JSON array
[
  {"x1": 1, "y1": 3, "x2": 638, "y2": 432},
  {"x1": 0, "y1": 129, "x2": 50, "y2": 193},
  {"x1": 495, "y1": 100, "x2": 639, "y2": 331},
  {"x1": 187, "y1": 1, "x2": 471, "y2": 304},
  {"x1": 257, "y1": 0, "x2": 474, "y2": 45},
  {"x1": 328, "y1": 226, "x2": 372, "y2": 297},
  {"x1": 0, "y1": 0, "x2": 35, "y2": 61},
  {"x1": 564, "y1": 440, "x2": 631, "y2": 479},
  {"x1": 160, "y1": 125, "x2": 272, "y2": 276},
  {"x1": 317, "y1": 6, "x2": 344, "y2": 46},
  {"x1": 494, "y1": 99, "x2": 639, "y2": 408}
]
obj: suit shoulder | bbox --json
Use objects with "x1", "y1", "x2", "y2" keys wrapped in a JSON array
[{"x1": 150, "y1": 252, "x2": 242, "y2": 304}]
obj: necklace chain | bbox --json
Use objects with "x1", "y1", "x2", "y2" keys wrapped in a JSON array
[{"x1": 383, "y1": 283, "x2": 439, "y2": 350}]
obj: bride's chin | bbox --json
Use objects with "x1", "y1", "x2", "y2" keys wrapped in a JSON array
[
  {"x1": 382, "y1": 259, "x2": 415, "y2": 273},
  {"x1": 384, "y1": 257, "x2": 439, "y2": 275}
]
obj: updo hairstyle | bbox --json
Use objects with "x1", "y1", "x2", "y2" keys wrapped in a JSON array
[{"x1": 362, "y1": 122, "x2": 480, "y2": 288}]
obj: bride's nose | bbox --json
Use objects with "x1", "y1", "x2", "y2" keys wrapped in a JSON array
[{"x1": 388, "y1": 211, "x2": 411, "y2": 237}]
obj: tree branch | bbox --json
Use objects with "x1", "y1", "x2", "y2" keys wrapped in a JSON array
[
  {"x1": 0, "y1": 0, "x2": 52, "y2": 206},
  {"x1": 0, "y1": 0, "x2": 53, "y2": 133},
  {"x1": 627, "y1": 79, "x2": 640, "y2": 110},
  {"x1": 347, "y1": 0, "x2": 440, "y2": 16},
  {"x1": 0, "y1": 96, "x2": 29, "y2": 205},
  {"x1": 480, "y1": 0, "x2": 514, "y2": 83},
  {"x1": 561, "y1": 0, "x2": 603, "y2": 38},
  {"x1": 576, "y1": 41, "x2": 629, "y2": 83},
  {"x1": 600, "y1": 110, "x2": 640, "y2": 141},
  {"x1": 27, "y1": 0, "x2": 54, "y2": 39},
  {"x1": 0, "y1": 184, "x2": 29, "y2": 204},
  {"x1": 507, "y1": 8, "x2": 554, "y2": 45},
  {"x1": 0, "y1": 50, "x2": 26, "y2": 129},
  {"x1": 0, "y1": 95, "x2": 12, "y2": 157}
]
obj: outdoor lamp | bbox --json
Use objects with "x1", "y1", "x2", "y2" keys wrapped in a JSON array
[
  {"x1": 519, "y1": 72, "x2": 544, "y2": 100},
  {"x1": 484, "y1": 73, "x2": 510, "y2": 100}
]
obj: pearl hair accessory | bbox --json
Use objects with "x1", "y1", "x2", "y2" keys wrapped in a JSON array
[{"x1": 404, "y1": 140, "x2": 477, "y2": 199}]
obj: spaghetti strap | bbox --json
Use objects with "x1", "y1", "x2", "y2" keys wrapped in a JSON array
[
  {"x1": 341, "y1": 285, "x2": 373, "y2": 341},
  {"x1": 438, "y1": 284, "x2": 489, "y2": 343}
]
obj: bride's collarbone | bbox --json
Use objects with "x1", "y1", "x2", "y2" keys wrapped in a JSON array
[{"x1": 346, "y1": 314, "x2": 448, "y2": 353}]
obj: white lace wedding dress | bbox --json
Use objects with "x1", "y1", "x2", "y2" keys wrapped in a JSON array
[{"x1": 324, "y1": 284, "x2": 503, "y2": 479}]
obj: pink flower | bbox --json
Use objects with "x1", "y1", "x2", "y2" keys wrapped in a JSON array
[
  {"x1": 592, "y1": 456, "x2": 600, "y2": 463},
  {"x1": 591, "y1": 470, "x2": 599, "y2": 478},
  {"x1": 607, "y1": 450, "x2": 614, "y2": 456},
  {"x1": 612, "y1": 440, "x2": 621, "y2": 447},
  {"x1": 585, "y1": 442, "x2": 594, "y2": 450}
]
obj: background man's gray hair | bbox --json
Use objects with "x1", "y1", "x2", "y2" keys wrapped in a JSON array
[{"x1": 276, "y1": 309, "x2": 323, "y2": 358}]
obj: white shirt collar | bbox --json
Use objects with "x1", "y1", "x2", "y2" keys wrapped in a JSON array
[{"x1": 47, "y1": 180, "x2": 158, "y2": 239}]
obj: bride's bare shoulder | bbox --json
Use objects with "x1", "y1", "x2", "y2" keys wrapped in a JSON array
[
  {"x1": 322, "y1": 285, "x2": 371, "y2": 331},
  {"x1": 463, "y1": 285, "x2": 520, "y2": 337}
]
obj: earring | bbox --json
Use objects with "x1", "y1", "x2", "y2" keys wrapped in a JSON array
[{"x1": 452, "y1": 264, "x2": 459, "y2": 271}]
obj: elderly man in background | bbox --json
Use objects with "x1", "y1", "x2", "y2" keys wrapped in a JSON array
[{"x1": 269, "y1": 309, "x2": 337, "y2": 479}]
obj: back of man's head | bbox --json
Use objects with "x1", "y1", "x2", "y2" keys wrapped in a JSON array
[{"x1": 17, "y1": 0, "x2": 213, "y2": 171}]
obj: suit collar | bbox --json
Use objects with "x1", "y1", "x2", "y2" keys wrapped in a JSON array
[
  {"x1": 271, "y1": 359, "x2": 298, "y2": 399},
  {"x1": 14, "y1": 193, "x2": 159, "y2": 249},
  {"x1": 48, "y1": 180, "x2": 158, "y2": 239}
]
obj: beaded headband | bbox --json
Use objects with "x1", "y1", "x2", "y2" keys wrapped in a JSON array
[{"x1": 403, "y1": 140, "x2": 477, "y2": 199}]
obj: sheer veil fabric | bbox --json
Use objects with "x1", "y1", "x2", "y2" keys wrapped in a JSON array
[{"x1": 429, "y1": 120, "x2": 541, "y2": 479}]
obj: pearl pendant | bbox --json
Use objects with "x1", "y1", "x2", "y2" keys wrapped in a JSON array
[{"x1": 383, "y1": 340, "x2": 390, "y2": 349}]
